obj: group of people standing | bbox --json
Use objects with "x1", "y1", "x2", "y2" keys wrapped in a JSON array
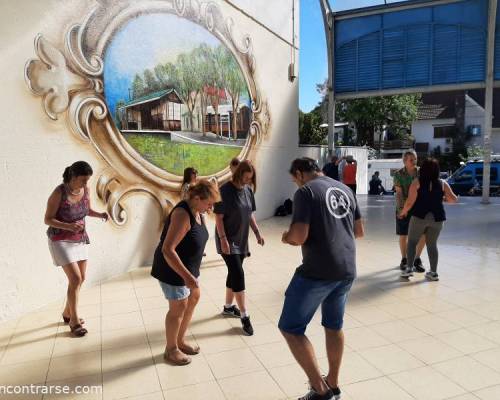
[
  {"x1": 45, "y1": 155, "x2": 364, "y2": 400},
  {"x1": 322, "y1": 154, "x2": 358, "y2": 194},
  {"x1": 152, "y1": 158, "x2": 264, "y2": 365}
]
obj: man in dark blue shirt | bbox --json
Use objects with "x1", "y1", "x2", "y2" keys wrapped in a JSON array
[
  {"x1": 279, "y1": 158, "x2": 364, "y2": 400},
  {"x1": 322, "y1": 155, "x2": 339, "y2": 181}
]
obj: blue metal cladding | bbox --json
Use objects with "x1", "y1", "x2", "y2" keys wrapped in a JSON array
[{"x1": 334, "y1": 0, "x2": 488, "y2": 94}]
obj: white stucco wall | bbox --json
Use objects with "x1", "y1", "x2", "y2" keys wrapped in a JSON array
[
  {"x1": 411, "y1": 118, "x2": 456, "y2": 154},
  {"x1": 0, "y1": 0, "x2": 300, "y2": 322},
  {"x1": 465, "y1": 95, "x2": 485, "y2": 149},
  {"x1": 464, "y1": 95, "x2": 500, "y2": 153}
]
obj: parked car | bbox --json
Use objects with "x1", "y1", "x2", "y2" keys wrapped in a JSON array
[{"x1": 447, "y1": 159, "x2": 500, "y2": 195}]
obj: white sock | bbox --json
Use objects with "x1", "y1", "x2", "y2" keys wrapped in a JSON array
[
  {"x1": 241, "y1": 311, "x2": 249, "y2": 318},
  {"x1": 225, "y1": 304, "x2": 233, "y2": 309}
]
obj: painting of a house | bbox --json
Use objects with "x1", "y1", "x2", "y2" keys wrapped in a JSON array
[
  {"x1": 103, "y1": 13, "x2": 252, "y2": 176},
  {"x1": 119, "y1": 89, "x2": 182, "y2": 131},
  {"x1": 206, "y1": 103, "x2": 251, "y2": 139}
]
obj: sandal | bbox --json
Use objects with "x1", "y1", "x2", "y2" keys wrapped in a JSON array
[
  {"x1": 164, "y1": 348, "x2": 191, "y2": 366},
  {"x1": 70, "y1": 324, "x2": 88, "y2": 337},
  {"x1": 179, "y1": 343, "x2": 200, "y2": 355},
  {"x1": 62, "y1": 315, "x2": 85, "y2": 324}
]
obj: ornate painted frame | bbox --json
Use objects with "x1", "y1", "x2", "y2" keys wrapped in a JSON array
[{"x1": 25, "y1": 0, "x2": 270, "y2": 225}]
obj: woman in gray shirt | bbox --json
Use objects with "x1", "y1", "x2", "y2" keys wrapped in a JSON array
[{"x1": 214, "y1": 160, "x2": 264, "y2": 336}]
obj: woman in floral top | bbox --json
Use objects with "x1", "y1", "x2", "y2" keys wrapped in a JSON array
[{"x1": 45, "y1": 161, "x2": 108, "y2": 337}]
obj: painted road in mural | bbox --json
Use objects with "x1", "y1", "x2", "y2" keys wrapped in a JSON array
[{"x1": 103, "y1": 13, "x2": 252, "y2": 176}]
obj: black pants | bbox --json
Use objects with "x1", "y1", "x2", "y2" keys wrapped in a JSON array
[
  {"x1": 222, "y1": 254, "x2": 246, "y2": 293},
  {"x1": 347, "y1": 184, "x2": 357, "y2": 195}
]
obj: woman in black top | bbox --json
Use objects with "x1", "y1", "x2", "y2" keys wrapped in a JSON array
[
  {"x1": 399, "y1": 158, "x2": 457, "y2": 281},
  {"x1": 214, "y1": 160, "x2": 264, "y2": 336},
  {"x1": 151, "y1": 180, "x2": 220, "y2": 365}
]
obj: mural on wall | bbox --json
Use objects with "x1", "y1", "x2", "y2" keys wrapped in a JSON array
[
  {"x1": 105, "y1": 13, "x2": 253, "y2": 176},
  {"x1": 25, "y1": 0, "x2": 270, "y2": 225}
]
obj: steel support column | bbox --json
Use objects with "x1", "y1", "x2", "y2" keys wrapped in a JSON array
[{"x1": 482, "y1": 0, "x2": 497, "y2": 204}]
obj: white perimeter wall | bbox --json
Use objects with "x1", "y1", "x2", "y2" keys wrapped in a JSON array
[
  {"x1": 298, "y1": 146, "x2": 369, "y2": 195},
  {"x1": 0, "y1": 0, "x2": 300, "y2": 322}
]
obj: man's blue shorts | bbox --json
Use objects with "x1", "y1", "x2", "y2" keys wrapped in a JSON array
[{"x1": 278, "y1": 272, "x2": 353, "y2": 335}]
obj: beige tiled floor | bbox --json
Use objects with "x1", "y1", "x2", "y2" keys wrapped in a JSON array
[{"x1": 1, "y1": 197, "x2": 500, "y2": 399}]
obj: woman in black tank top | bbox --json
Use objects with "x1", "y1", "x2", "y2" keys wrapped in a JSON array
[
  {"x1": 151, "y1": 180, "x2": 220, "y2": 365},
  {"x1": 399, "y1": 158, "x2": 458, "y2": 281}
]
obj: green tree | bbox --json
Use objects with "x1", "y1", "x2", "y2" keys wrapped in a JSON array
[
  {"x1": 336, "y1": 94, "x2": 421, "y2": 146},
  {"x1": 299, "y1": 107, "x2": 327, "y2": 145}
]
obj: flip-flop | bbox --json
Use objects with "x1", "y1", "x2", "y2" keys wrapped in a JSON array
[
  {"x1": 164, "y1": 349, "x2": 191, "y2": 366},
  {"x1": 69, "y1": 323, "x2": 88, "y2": 337},
  {"x1": 179, "y1": 343, "x2": 200, "y2": 355},
  {"x1": 63, "y1": 315, "x2": 85, "y2": 324}
]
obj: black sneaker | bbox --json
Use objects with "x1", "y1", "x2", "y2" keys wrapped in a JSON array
[
  {"x1": 298, "y1": 387, "x2": 334, "y2": 400},
  {"x1": 413, "y1": 258, "x2": 425, "y2": 273},
  {"x1": 400, "y1": 257, "x2": 407, "y2": 270},
  {"x1": 322, "y1": 377, "x2": 341, "y2": 399},
  {"x1": 241, "y1": 316, "x2": 254, "y2": 336},
  {"x1": 222, "y1": 305, "x2": 241, "y2": 318}
]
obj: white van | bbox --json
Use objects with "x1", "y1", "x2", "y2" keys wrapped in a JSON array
[{"x1": 367, "y1": 159, "x2": 403, "y2": 192}]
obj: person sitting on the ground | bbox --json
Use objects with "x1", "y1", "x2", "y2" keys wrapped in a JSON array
[{"x1": 369, "y1": 171, "x2": 386, "y2": 195}]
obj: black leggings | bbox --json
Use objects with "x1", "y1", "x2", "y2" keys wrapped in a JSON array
[{"x1": 222, "y1": 254, "x2": 246, "y2": 293}]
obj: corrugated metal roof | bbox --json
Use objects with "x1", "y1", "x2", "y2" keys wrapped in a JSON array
[
  {"x1": 121, "y1": 88, "x2": 175, "y2": 108},
  {"x1": 334, "y1": 0, "x2": 488, "y2": 95},
  {"x1": 417, "y1": 104, "x2": 451, "y2": 120}
]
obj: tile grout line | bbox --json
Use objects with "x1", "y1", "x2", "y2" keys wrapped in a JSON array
[
  {"x1": 196, "y1": 336, "x2": 231, "y2": 400},
  {"x1": 42, "y1": 304, "x2": 65, "y2": 400},
  {"x1": 245, "y1": 333, "x2": 291, "y2": 399},
  {"x1": 130, "y1": 271, "x2": 166, "y2": 400},
  {"x1": 0, "y1": 315, "x2": 21, "y2": 365}
]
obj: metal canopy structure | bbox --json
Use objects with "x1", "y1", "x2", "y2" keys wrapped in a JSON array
[{"x1": 320, "y1": 0, "x2": 498, "y2": 203}]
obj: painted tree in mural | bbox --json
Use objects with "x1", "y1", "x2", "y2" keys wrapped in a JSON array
[
  {"x1": 177, "y1": 53, "x2": 201, "y2": 131},
  {"x1": 128, "y1": 42, "x2": 248, "y2": 136},
  {"x1": 143, "y1": 68, "x2": 160, "y2": 92},
  {"x1": 115, "y1": 99, "x2": 126, "y2": 129},
  {"x1": 192, "y1": 44, "x2": 213, "y2": 136},
  {"x1": 132, "y1": 74, "x2": 146, "y2": 99},
  {"x1": 207, "y1": 45, "x2": 228, "y2": 137},
  {"x1": 221, "y1": 50, "x2": 246, "y2": 139},
  {"x1": 154, "y1": 63, "x2": 176, "y2": 89}
]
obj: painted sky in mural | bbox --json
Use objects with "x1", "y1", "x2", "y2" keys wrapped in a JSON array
[{"x1": 103, "y1": 13, "x2": 252, "y2": 176}]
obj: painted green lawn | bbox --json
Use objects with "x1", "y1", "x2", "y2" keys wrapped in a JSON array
[{"x1": 124, "y1": 133, "x2": 241, "y2": 176}]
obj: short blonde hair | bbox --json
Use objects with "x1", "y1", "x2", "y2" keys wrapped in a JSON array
[
  {"x1": 187, "y1": 179, "x2": 221, "y2": 202},
  {"x1": 403, "y1": 150, "x2": 417, "y2": 161}
]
